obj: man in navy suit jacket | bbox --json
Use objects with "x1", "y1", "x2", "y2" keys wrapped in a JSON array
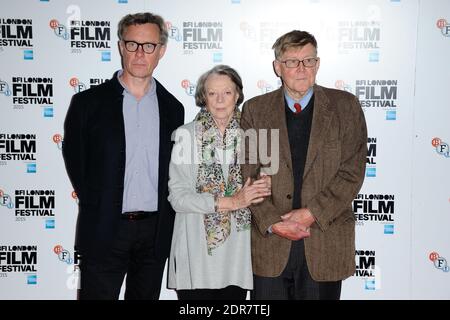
[{"x1": 62, "y1": 12, "x2": 184, "y2": 300}]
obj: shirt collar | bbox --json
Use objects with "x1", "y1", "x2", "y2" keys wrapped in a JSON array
[
  {"x1": 117, "y1": 69, "x2": 156, "y2": 98},
  {"x1": 284, "y1": 87, "x2": 314, "y2": 113}
]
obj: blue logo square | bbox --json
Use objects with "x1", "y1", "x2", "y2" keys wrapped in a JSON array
[
  {"x1": 213, "y1": 52, "x2": 223, "y2": 63},
  {"x1": 46, "y1": 219, "x2": 55, "y2": 229},
  {"x1": 101, "y1": 51, "x2": 111, "y2": 62},
  {"x1": 384, "y1": 224, "x2": 394, "y2": 234},
  {"x1": 44, "y1": 107, "x2": 53, "y2": 117},
  {"x1": 27, "y1": 163, "x2": 36, "y2": 173},
  {"x1": 27, "y1": 274, "x2": 37, "y2": 285},
  {"x1": 24, "y1": 50, "x2": 33, "y2": 60},
  {"x1": 386, "y1": 110, "x2": 396, "y2": 120},
  {"x1": 365, "y1": 279, "x2": 375, "y2": 290},
  {"x1": 369, "y1": 51, "x2": 379, "y2": 62},
  {"x1": 366, "y1": 167, "x2": 376, "y2": 177}
]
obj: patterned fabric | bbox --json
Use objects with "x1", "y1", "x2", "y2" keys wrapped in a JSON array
[{"x1": 195, "y1": 107, "x2": 251, "y2": 255}]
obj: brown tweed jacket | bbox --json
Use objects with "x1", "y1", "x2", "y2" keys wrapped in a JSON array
[{"x1": 241, "y1": 84, "x2": 367, "y2": 281}]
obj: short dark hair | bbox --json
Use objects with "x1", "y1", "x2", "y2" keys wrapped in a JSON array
[
  {"x1": 195, "y1": 65, "x2": 244, "y2": 108},
  {"x1": 272, "y1": 30, "x2": 318, "y2": 59},
  {"x1": 117, "y1": 12, "x2": 168, "y2": 45}
]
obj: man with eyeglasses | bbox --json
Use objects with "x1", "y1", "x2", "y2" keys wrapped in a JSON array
[
  {"x1": 62, "y1": 12, "x2": 184, "y2": 299},
  {"x1": 241, "y1": 30, "x2": 367, "y2": 299}
]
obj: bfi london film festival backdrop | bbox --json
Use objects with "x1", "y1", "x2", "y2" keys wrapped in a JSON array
[{"x1": 0, "y1": 0, "x2": 449, "y2": 299}]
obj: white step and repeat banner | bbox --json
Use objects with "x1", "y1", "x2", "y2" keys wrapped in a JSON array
[{"x1": 0, "y1": 0, "x2": 449, "y2": 300}]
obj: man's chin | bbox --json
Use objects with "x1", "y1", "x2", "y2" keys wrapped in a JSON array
[{"x1": 128, "y1": 71, "x2": 152, "y2": 79}]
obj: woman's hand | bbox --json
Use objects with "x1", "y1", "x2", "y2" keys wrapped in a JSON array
[
  {"x1": 231, "y1": 177, "x2": 271, "y2": 210},
  {"x1": 253, "y1": 173, "x2": 271, "y2": 191}
]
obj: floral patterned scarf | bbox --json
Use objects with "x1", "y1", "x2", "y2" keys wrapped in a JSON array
[{"x1": 194, "y1": 107, "x2": 251, "y2": 255}]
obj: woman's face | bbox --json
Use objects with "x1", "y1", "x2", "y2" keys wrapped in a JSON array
[{"x1": 204, "y1": 74, "x2": 239, "y2": 123}]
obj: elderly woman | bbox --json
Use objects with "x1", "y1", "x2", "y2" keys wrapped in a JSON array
[{"x1": 167, "y1": 65, "x2": 270, "y2": 300}]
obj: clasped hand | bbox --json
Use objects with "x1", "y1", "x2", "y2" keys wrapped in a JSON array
[{"x1": 272, "y1": 208, "x2": 314, "y2": 241}]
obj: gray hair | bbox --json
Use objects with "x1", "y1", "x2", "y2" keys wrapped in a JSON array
[
  {"x1": 117, "y1": 12, "x2": 168, "y2": 45},
  {"x1": 195, "y1": 65, "x2": 244, "y2": 108},
  {"x1": 272, "y1": 30, "x2": 318, "y2": 59}
]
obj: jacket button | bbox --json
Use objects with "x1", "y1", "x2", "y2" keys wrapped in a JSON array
[{"x1": 286, "y1": 194, "x2": 292, "y2": 199}]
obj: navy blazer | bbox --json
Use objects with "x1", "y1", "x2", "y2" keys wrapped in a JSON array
[{"x1": 62, "y1": 72, "x2": 184, "y2": 262}]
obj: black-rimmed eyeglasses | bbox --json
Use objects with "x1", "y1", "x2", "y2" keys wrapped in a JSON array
[
  {"x1": 278, "y1": 57, "x2": 319, "y2": 68},
  {"x1": 122, "y1": 40, "x2": 160, "y2": 54}
]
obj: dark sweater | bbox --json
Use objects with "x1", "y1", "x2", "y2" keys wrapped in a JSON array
[{"x1": 285, "y1": 95, "x2": 315, "y2": 209}]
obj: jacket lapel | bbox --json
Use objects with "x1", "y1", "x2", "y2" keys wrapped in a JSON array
[
  {"x1": 264, "y1": 88, "x2": 293, "y2": 174},
  {"x1": 155, "y1": 81, "x2": 171, "y2": 209},
  {"x1": 109, "y1": 72, "x2": 126, "y2": 151},
  {"x1": 303, "y1": 84, "x2": 333, "y2": 177}
]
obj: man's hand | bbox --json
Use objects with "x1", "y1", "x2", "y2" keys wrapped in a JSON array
[
  {"x1": 272, "y1": 220, "x2": 310, "y2": 241},
  {"x1": 270, "y1": 208, "x2": 315, "y2": 240},
  {"x1": 281, "y1": 208, "x2": 315, "y2": 229}
]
